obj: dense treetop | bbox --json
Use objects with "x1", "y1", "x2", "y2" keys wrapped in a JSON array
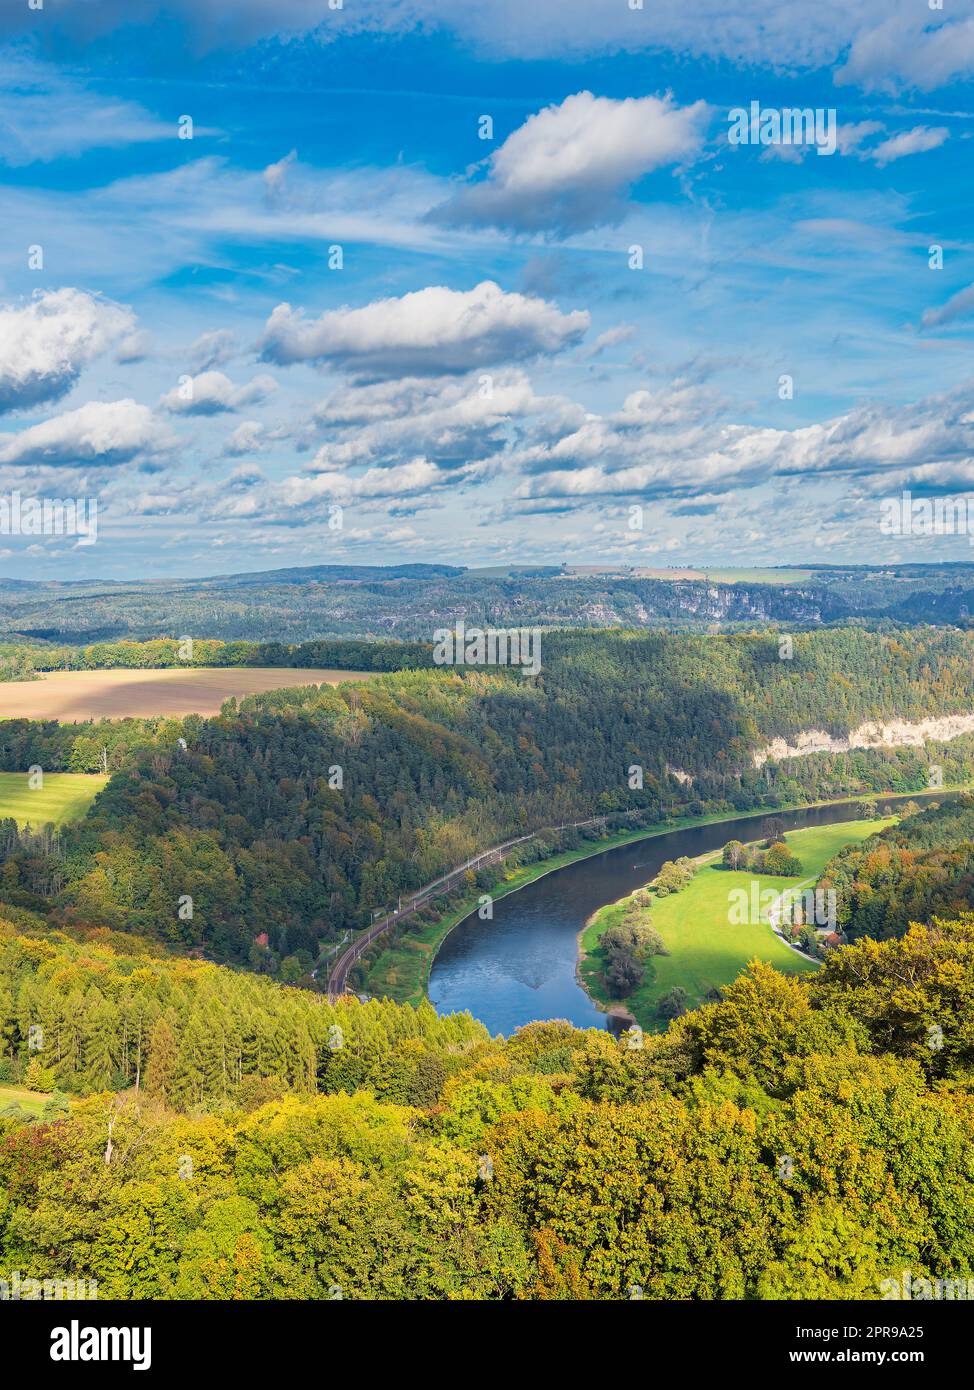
[
  {"x1": 817, "y1": 796, "x2": 974, "y2": 943},
  {"x1": 3, "y1": 915, "x2": 974, "y2": 1299}
]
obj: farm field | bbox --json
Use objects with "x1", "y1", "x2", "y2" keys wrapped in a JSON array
[
  {"x1": 580, "y1": 817, "x2": 893, "y2": 1031},
  {"x1": 629, "y1": 567, "x2": 816, "y2": 584},
  {"x1": 0, "y1": 770, "x2": 108, "y2": 826},
  {"x1": 0, "y1": 666, "x2": 373, "y2": 722}
]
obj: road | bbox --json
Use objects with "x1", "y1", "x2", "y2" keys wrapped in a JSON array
[{"x1": 765, "y1": 876, "x2": 820, "y2": 961}]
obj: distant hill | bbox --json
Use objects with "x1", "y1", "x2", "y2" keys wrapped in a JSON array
[{"x1": 4, "y1": 561, "x2": 974, "y2": 643}]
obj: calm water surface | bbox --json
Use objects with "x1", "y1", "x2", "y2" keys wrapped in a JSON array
[{"x1": 428, "y1": 792, "x2": 955, "y2": 1035}]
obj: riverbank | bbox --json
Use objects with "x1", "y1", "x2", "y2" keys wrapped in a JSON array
[
  {"x1": 363, "y1": 786, "x2": 965, "y2": 1008},
  {"x1": 578, "y1": 816, "x2": 894, "y2": 1032}
]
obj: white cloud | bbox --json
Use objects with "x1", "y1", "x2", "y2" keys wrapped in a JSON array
[
  {"x1": 922, "y1": 283, "x2": 974, "y2": 330},
  {"x1": 190, "y1": 329, "x2": 239, "y2": 371},
  {"x1": 9, "y1": 1, "x2": 973, "y2": 95},
  {"x1": 263, "y1": 149, "x2": 297, "y2": 201},
  {"x1": 433, "y1": 92, "x2": 709, "y2": 233},
  {"x1": 0, "y1": 54, "x2": 176, "y2": 166},
  {"x1": 583, "y1": 326, "x2": 637, "y2": 359},
  {"x1": 115, "y1": 330, "x2": 153, "y2": 364},
  {"x1": 835, "y1": 121, "x2": 885, "y2": 156},
  {"x1": 833, "y1": 120, "x2": 947, "y2": 165},
  {"x1": 206, "y1": 455, "x2": 463, "y2": 528},
  {"x1": 0, "y1": 160, "x2": 454, "y2": 311},
  {"x1": 280, "y1": 457, "x2": 444, "y2": 503},
  {"x1": 0, "y1": 289, "x2": 134, "y2": 413},
  {"x1": 837, "y1": 13, "x2": 974, "y2": 93},
  {"x1": 871, "y1": 125, "x2": 949, "y2": 166},
  {"x1": 508, "y1": 379, "x2": 974, "y2": 503},
  {"x1": 0, "y1": 399, "x2": 173, "y2": 468},
  {"x1": 308, "y1": 370, "x2": 569, "y2": 471},
  {"x1": 222, "y1": 420, "x2": 267, "y2": 456},
  {"x1": 259, "y1": 280, "x2": 589, "y2": 380},
  {"x1": 159, "y1": 371, "x2": 278, "y2": 415}
]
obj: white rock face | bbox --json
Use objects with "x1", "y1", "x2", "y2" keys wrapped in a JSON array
[
  {"x1": 666, "y1": 763, "x2": 694, "y2": 785},
  {"x1": 753, "y1": 713, "x2": 974, "y2": 768}
]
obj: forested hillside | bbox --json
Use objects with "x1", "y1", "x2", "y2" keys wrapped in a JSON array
[
  {"x1": 0, "y1": 917, "x2": 485, "y2": 1107},
  {"x1": 2, "y1": 916, "x2": 974, "y2": 1299},
  {"x1": 0, "y1": 636, "x2": 432, "y2": 682},
  {"x1": 4, "y1": 562, "x2": 974, "y2": 643},
  {"x1": 5, "y1": 628, "x2": 974, "y2": 975},
  {"x1": 817, "y1": 797, "x2": 974, "y2": 942}
]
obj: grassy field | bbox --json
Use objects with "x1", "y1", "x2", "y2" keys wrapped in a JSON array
[
  {"x1": 701, "y1": 567, "x2": 815, "y2": 585},
  {"x1": 0, "y1": 666, "x2": 374, "y2": 722},
  {"x1": 580, "y1": 818, "x2": 894, "y2": 1031},
  {"x1": 0, "y1": 770, "x2": 108, "y2": 827},
  {"x1": 629, "y1": 567, "x2": 816, "y2": 585},
  {"x1": 0, "y1": 1083, "x2": 55, "y2": 1117}
]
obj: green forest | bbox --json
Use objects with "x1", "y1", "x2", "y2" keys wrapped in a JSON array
[
  {"x1": 817, "y1": 796, "x2": 974, "y2": 942},
  {"x1": 4, "y1": 627, "x2": 974, "y2": 980},
  {"x1": 0, "y1": 636, "x2": 433, "y2": 681},
  {"x1": 2, "y1": 911, "x2": 974, "y2": 1299}
]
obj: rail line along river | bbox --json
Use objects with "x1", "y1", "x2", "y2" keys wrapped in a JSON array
[{"x1": 428, "y1": 791, "x2": 959, "y2": 1035}]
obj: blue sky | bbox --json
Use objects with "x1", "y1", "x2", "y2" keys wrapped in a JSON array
[{"x1": 1, "y1": 0, "x2": 974, "y2": 578}]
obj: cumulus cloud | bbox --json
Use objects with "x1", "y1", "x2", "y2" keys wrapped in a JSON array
[
  {"x1": 0, "y1": 399, "x2": 173, "y2": 469},
  {"x1": 222, "y1": 420, "x2": 267, "y2": 456},
  {"x1": 259, "y1": 281, "x2": 589, "y2": 380},
  {"x1": 432, "y1": 92, "x2": 708, "y2": 233},
  {"x1": 280, "y1": 457, "x2": 444, "y2": 503},
  {"x1": 306, "y1": 369, "x2": 578, "y2": 474},
  {"x1": 0, "y1": 289, "x2": 134, "y2": 414},
  {"x1": 205, "y1": 456, "x2": 466, "y2": 530},
  {"x1": 159, "y1": 371, "x2": 277, "y2": 415},
  {"x1": 508, "y1": 379, "x2": 974, "y2": 505}
]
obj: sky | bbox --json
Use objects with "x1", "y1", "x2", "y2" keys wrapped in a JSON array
[{"x1": 1, "y1": 0, "x2": 974, "y2": 579}]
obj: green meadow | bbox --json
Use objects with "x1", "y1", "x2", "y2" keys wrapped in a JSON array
[
  {"x1": 0, "y1": 771, "x2": 108, "y2": 828},
  {"x1": 0, "y1": 1084, "x2": 55, "y2": 1118},
  {"x1": 701, "y1": 567, "x2": 816, "y2": 585},
  {"x1": 580, "y1": 817, "x2": 894, "y2": 1031}
]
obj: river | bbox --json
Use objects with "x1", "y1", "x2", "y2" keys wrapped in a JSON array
[{"x1": 428, "y1": 792, "x2": 956, "y2": 1035}]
